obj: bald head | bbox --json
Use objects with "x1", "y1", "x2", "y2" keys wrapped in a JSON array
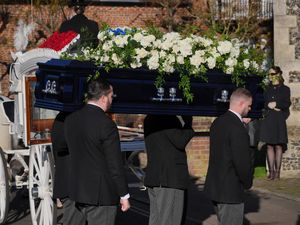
[{"x1": 229, "y1": 88, "x2": 253, "y2": 117}]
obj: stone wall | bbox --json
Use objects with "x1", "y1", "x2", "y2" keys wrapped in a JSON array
[{"x1": 274, "y1": 0, "x2": 300, "y2": 177}]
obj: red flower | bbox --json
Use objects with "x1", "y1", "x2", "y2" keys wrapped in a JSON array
[{"x1": 39, "y1": 31, "x2": 79, "y2": 51}]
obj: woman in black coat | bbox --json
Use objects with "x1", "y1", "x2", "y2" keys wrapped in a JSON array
[{"x1": 260, "y1": 66, "x2": 291, "y2": 180}]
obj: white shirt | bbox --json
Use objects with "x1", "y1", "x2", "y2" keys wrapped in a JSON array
[{"x1": 229, "y1": 109, "x2": 243, "y2": 123}]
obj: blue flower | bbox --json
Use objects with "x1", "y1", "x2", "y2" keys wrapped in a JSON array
[{"x1": 109, "y1": 28, "x2": 126, "y2": 35}]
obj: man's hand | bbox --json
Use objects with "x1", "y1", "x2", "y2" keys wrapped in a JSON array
[
  {"x1": 120, "y1": 199, "x2": 130, "y2": 212},
  {"x1": 268, "y1": 101, "x2": 276, "y2": 109},
  {"x1": 242, "y1": 118, "x2": 251, "y2": 124}
]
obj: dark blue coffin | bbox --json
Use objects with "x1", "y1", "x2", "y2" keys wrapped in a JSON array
[{"x1": 34, "y1": 59, "x2": 264, "y2": 117}]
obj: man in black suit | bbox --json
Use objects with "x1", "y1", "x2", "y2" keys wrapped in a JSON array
[
  {"x1": 59, "y1": 0, "x2": 99, "y2": 48},
  {"x1": 64, "y1": 78, "x2": 130, "y2": 225},
  {"x1": 143, "y1": 114, "x2": 195, "y2": 225},
  {"x1": 204, "y1": 88, "x2": 254, "y2": 225},
  {"x1": 52, "y1": 111, "x2": 84, "y2": 225}
]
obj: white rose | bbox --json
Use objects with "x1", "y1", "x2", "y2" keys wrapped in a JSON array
[
  {"x1": 153, "y1": 40, "x2": 162, "y2": 49},
  {"x1": 230, "y1": 46, "x2": 240, "y2": 58},
  {"x1": 101, "y1": 55, "x2": 109, "y2": 63},
  {"x1": 172, "y1": 44, "x2": 180, "y2": 54},
  {"x1": 114, "y1": 35, "x2": 128, "y2": 48},
  {"x1": 162, "y1": 62, "x2": 175, "y2": 73},
  {"x1": 167, "y1": 54, "x2": 176, "y2": 64},
  {"x1": 111, "y1": 53, "x2": 122, "y2": 65},
  {"x1": 225, "y1": 58, "x2": 237, "y2": 67},
  {"x1": 159, "y1": 50, "x2": 167, "y2": 58},
  {"x1": 103, "y1": 41, "x2": 113, "y2": 51},
  {"x1": 133, "y1": 32, "x2": 144, "y2": 42},
  {"x1": 195, "y1": 50, "x2": 205, "y2": 57},
  {"x1": 176, "y1": 55, "x2": 185, "y2": 64},
  {"x1": 206, "y1": 57, "x2": 216, "y2": 69},
  {"x1": 217, "y1": 40, "x2": 233, "y2": 55},
  {"x1": 190, "y1": 55, "x2": 202, "y2": 67},
  {"x1": 243, "y1": 59, "x2": 250, "y2": 69},
  {"x1": 130, "y1": 61, "x2": 142, "y2": 69},
  {"x1": 251, "y1": 61, "x2": 259, "y2": 70},
  {"x1": 179, "y1": 40, "x2": 193, "y2": 57},
  {"x1": 140, "y1": 36, "x2": 153, "y2": 48},
  {"x1": 135, "y1": 48, "x2": 148, "y2": 59},
  {"x1": 226, "y1": 67, "x2": 234, "y2": 74},
  {"x1": 97, "y1": 31, "x2": 107, "y2": 41},
  {"x1": 147, "y1": 55, "x2": 160, "y2": 70},
  {"x1": 161, "y1": 40, "x2": 173, "y2": 50}
]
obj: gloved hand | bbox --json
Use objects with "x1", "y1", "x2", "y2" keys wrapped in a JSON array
[{"x1": 268, "y1": 101, "x2": 276, "y2": 109}]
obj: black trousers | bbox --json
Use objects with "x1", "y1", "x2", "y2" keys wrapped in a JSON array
[{"x1": 75, "y1": 202, "x2": 117, "y2": 225}]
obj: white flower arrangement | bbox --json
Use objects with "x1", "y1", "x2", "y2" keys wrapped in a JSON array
[{"x1": 62, "y1": 26, "x2": 269, "y2": 102}]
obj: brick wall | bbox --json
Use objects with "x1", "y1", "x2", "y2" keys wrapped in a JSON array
[{"x1": 187, "y1": 136, "x2": 209, "y2": 178}]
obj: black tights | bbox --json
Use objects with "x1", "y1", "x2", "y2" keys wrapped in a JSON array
[{"x1": 267, "y1": 144, "x2": 283, "y2": 179}]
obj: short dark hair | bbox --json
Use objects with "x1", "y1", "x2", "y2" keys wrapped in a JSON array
[
  {"x1": 87, "y1": 77, "x2": 112, "y2": 101},
  {"x1": 230, "y1": 87, "x2": 252, "y2": 103}
]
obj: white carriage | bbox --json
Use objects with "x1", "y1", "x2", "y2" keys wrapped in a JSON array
[{"x1": 0, "y1": 48, "x2": 60, "y2": 225}]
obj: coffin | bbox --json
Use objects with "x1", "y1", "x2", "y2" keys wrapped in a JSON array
[{"x1": 34, "y1": 59, "x2": 264, "y2": 117}]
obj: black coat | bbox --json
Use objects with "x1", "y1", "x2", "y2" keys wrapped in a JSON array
[
  {"x1": 143, "y1": 115, "x2": 195, "y2": 190},
  {"x1": 64, "y1": 104, "x2": 128, "y2": 206},
  {"x1": 59, "y1": 13, "x2": 99, "y2": 47},
  {"x1": 204, "y1": 111, "x2": 254, "y2": 203},
  {"x1": 259, "y1": 84, "x2": 291, "y2": 145},
  {"x1": 51, "y1": 112, "x2": 70, "y2": 199}
]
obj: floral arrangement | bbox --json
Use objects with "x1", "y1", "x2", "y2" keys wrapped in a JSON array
[
  {"x1": 62, "y1": 26, "x2": 269, "y2": 103},
  {"x1": 39, "y1": 31, "x2": 80, "y2": 54}
]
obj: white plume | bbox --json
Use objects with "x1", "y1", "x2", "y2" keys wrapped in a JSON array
[{"x1": 13, "y1": 19, "x2": 36, "y2": 52}]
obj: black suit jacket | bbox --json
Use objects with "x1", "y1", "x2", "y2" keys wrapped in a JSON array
[
  {"x1": 143, "y1": 115, "x2": 195, "y2": 190},
  {"x1": 64, "y1": 104, "x2": 128, "y2": 205},
  {"x1": 204, "y1": 111, "x2": 253, "y2": 203},
  {"x1": 59, "y1": 14, "x2": 99, "y2": 47},
  {"x1": 51, "y1": 112, "x2": 70, "y2": 199}
]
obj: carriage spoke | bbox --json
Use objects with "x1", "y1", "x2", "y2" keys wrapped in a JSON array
[
  {"x1": 29, "y1": 144, "x2": 55, "y2": 225},
  {"x1": 0, "y1": 148, "x2": 9, "y2": 224}
]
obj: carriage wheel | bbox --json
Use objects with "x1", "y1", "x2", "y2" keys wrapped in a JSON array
[
  {"x1": 29, "y1": 144, "x2": 56, "y2": 225},
  {"x1": 0, "y1": 147, "x2": 9, "y2": 224}
]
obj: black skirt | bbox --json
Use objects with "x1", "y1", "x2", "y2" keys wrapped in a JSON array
[{"x1": 259, "y1": 110, "x2": 288, "y2": 148}]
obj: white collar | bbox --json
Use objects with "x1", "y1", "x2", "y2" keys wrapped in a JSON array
[
  {"x1": 88, "y1": 102, "x2": 100, "y2": 107},
  {"x1": 229, "y1": 109, "x2": 243, "y2": 122}
]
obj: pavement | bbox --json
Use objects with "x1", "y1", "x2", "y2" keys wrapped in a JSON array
[
  {"x1": 117, "y1": 171, "x2": 300, "y2": 225},
  {"x1": 3, "y1": 170, "x2": 300, "y2": 225},
  {"x1": 252, "y1": 177, "x2": 300, "y2": 202}
]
